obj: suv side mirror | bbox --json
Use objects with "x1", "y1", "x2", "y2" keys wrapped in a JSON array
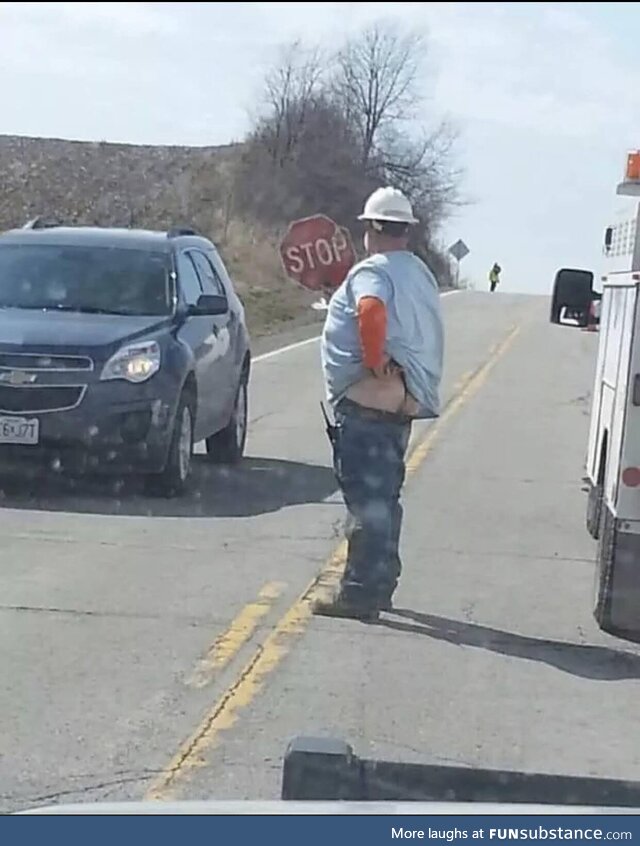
[{"x1": 188, "y1": 294, "x2": 228, "y2": 316}]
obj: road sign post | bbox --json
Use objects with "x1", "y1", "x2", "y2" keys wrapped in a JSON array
[
  {"x1": 280, "y1": 215, "x2": 357, "y2": 306},
  {"x1": 448, "y1": 238, "x2": 470, "y2": 289}
]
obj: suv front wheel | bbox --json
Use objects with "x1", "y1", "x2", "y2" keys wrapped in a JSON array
[
  {"x1": 206, "y1": 375, "x2": 248, "y2": 464},
  {"x1": 153, "y1": 392, "x2": 194, "y2": 497}
]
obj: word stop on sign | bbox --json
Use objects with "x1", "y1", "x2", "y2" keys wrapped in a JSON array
[
  {"x1": 285, "y1": 229, "x2": 351, "y2": 274},
  {"x1": 280, "y1": 214, "x2": 357, "y2": 292}
]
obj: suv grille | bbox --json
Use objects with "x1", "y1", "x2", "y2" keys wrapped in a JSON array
[
  {"x1": 0, "y1": 385, "x2": 85, "y2": 413},
  {"x1": 0, "y1": 353, "x2": 92, "y2": 371}
]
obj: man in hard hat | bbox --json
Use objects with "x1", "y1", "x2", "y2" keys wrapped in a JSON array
[
  {"x1": 316, "y1": 186, "x2": 444, "y2": 621},
  {"x1": 489, "y1": 262, "x2": 501, "y2": 292}
]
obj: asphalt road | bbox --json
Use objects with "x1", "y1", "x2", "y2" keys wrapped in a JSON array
[{"x1": 2, "y1": 290, "x2": 635, "y2": 813}]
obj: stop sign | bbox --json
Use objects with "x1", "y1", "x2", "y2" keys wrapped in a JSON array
[{"x1": 279, "y1": 214, "x2": 357, "y2": 293}]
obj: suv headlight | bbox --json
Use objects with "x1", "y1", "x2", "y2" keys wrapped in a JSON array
[{"x1": 100, "y1": 341, "x2": 161, "y2": 384}]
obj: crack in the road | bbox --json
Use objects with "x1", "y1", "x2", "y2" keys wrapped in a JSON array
[
  {"x1": 0, "y1": 603, "x2": 207, "y2": 622},
  {"x1": 0, "y1": 603, "x2": 285, "y2": 629},
  {"x1": 1, "y1": 757, "x2": 285, "y2": 812},
  {"x1": 247, "y1": 411, "x2": 277, "y2": 426},
  {"x1": 147, "y1": 641, "x2": 270, "y2": 799},
  {"x1": 2, "y1": 531, "x2": 333, "y2": 550},
  {"x1": 1, "y1": 533, "x2": 229, "y2": 552},
  {"x1": 458, "y1": 476, "x2": 580, "y2": 486},
  {"x1": 417, "y1": 549, "x2": 595, "y2": 564},
  {"x1": 145, "y1": 554, "x2": 347, "y2": 800},
  {"x1": 2, "y1": 771, "x2": 160, "y2": 811}
]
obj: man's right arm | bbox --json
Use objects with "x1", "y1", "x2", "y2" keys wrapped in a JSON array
[
  {"x1": 357, "y1": 296, "x2": 388, "y2": 376},
  {"x1": 351, "y1": 268, "x2": 393, "y2": 379}
]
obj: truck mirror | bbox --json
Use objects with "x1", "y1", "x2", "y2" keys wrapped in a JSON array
[{"x1": 550, "y1": 268, "x2": 594, "y2": 327}]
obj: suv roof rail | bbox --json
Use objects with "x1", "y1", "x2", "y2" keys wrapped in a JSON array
[
  {"x1": 23, "y1": 216, "x2": 61, "y2": 230},
  {"x1": 167, "y1": 226, "x2": 200, "y2": 238}
]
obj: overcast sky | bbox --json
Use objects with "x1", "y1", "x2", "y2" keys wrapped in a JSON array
[{"x1": 2, "y1": 1, "x2": 640, "y2": 293}]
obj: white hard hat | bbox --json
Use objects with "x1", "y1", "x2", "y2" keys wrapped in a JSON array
[{"x1": 358, "y1": 186, "x2": 418, "y2": 225}]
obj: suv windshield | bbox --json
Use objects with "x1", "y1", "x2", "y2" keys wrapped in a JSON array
[{"x1": 0, "y1": 244, "x2": 172, "y2": 316}]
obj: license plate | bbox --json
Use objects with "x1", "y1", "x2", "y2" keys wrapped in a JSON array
[{"x1": 0, "y1": 416, "x2": 39, "y2": 445}]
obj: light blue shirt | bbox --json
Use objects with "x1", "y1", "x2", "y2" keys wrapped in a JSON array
[{"x1": 321, "y1": 251, "x2": 444, "y2": 419}]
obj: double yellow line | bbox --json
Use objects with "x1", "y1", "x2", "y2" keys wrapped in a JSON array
[
  {"x1": 145, "y1": 323, "x2": 522, "y2": 801},
  {"x1": 185, "y1": 582, "x2": 286, "y2": 689}
]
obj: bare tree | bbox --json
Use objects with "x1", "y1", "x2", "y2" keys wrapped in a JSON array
[
  {"x1": 380, "y1": 120, "x2": 464, "y2": 230},
  {"x1": 334, "y1": 21, "x2": 425, "y2": 167},
  {"x1": 235, "y1": 90, "x2": 370, "y2": 229},
  {"x1": 262, "y1": 40, "x2": 325, "y2": 166},
  {"x1": 233, "y1": 24, "x2": 464, "y2": 288}
]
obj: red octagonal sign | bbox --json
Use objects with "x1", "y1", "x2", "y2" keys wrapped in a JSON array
[{"x1": 280, "y1": 214, "x2": 357, "y2": 293}]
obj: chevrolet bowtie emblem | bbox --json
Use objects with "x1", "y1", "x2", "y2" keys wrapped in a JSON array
[{"x1": 0, "y1": 370, "x2": 38, "y2": 385}]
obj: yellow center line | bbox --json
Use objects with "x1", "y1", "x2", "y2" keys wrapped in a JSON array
[
  {"x1": 145, "y1": 322, "x2": 522, "y2": 802},
  {"x1": 185, "y1": 581, "x2": 286, "y2": 689}
]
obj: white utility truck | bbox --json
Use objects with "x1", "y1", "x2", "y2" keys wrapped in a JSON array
[{"x1": 552, "y1": 153, "x2": 640, "y2": 640}]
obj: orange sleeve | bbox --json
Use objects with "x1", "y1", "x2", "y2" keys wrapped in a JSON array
[{"x1": 357, "y1": 296, "x2": 387, "y2": 370}]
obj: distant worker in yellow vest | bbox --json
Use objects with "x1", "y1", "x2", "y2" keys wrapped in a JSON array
[{"x1": 489, "y1": 262, "x2": 501, "y2": 293}]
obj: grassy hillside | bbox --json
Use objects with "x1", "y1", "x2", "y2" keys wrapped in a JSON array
[{"x1": 0, "y1": 134, "x2": 320, "y2": 337}]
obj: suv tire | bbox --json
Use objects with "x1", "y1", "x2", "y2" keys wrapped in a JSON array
[
  {"x1": 206, "y1": 375, "x2": 248, "y2": 464},
  {"x1": 153, "y1": 392, "x2": 194, "y2": 497}
]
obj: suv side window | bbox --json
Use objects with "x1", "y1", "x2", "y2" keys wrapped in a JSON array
[
  {"x1": 176, "y1": 252, "x2": 203, "y2": 305},
  {"x1": 208, "y1": 248, "x2": 234, "y2": 297},
  {"x1": 190, "y1": 250, "x2": 226, "y2": 298}
]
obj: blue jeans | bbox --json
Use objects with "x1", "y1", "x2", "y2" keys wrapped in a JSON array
[{"x1": 332, "y1": 401, "x2": 412, "y2": 607}]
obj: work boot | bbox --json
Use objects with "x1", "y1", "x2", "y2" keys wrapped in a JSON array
[
  {"x1": 312, "y1": 593, "x2": 379, "y2": 622},
  {"x1": 375, "y1": 588, "x2": 395, "y2": 612}
]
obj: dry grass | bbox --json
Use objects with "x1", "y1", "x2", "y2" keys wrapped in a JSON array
[{"x1": 217, "y1": 218, "x2": 321, "y2": 336}]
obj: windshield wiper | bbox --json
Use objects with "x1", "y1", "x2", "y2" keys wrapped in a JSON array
[
  {"x1": 2, "y1": 304, "x2": 140, "y2": 315},
  {"x1": 53, "y1": 305, "x2": 138, "y2": 315}
]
